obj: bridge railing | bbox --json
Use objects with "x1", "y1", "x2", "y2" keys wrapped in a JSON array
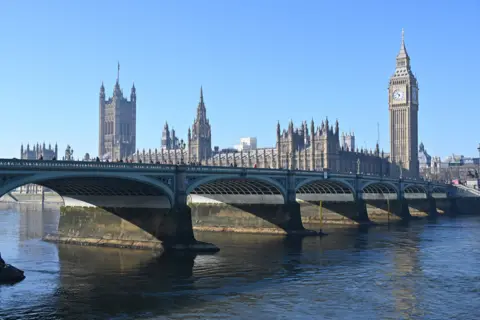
[
  {"x1": 0, "y1": 159, "x2": 178, "y2": 171},
  {"x1": 0, "y1": 158, "x2": 450, "y2": 188}
]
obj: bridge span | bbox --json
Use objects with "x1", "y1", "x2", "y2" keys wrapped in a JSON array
[{"x1": 0, "y1": 159, "x2": 459, "y2": 251}]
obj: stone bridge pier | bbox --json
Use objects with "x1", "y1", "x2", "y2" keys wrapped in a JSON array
[
  {"x1": 186, "y1": 170, "x2": 317, "y2": 235},
  {"x1": 296, "y1": 178, "x2": 370, "y2": 225}
]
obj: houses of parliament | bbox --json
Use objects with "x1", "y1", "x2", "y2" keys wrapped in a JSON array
[{"x1": 97, "y1": 31, "x2": 419, "y2": 178}]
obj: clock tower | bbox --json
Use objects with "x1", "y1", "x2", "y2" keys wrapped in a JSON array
[{"x1": 389, "y1": 29, "x2": 419, "y2": 177}]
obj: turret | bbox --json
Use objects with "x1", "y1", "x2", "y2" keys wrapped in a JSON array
[
  {"x1": 130, "y1": 83, "x2": 136, "y2": 101},
  {"x1": 171, "y1": 128, "x2": 176, "y2": 149},
  {"x1": 276, "y1": 121, "x2": 281, "y2": 169},
  {"x1": 98, "y1": 82, "x2": 106, "y2": 157},
  {"x1": 335, "y1": 119, "x2": 339, "y2": 135},
  {"x1": 310, "y1": 118, "x2": 315, "y2": 170},
  {"x1": 113, "y1": 62, "x2": 122, "y2": 97},
  {"x1": 20, "y1": 144, "x2": 24, "y2": 159},
  {"x1": 100, "y1": 82, "x2": 105, "y2": 98}
]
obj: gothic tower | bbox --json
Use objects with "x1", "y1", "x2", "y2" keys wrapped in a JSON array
[
  {"x1": 389, "y1": 30, "x2": 419, "y2": 177},
  {"x1": 188, "y1": 87, "x2": 212, "y2": 162},
  {"x1": 162, "y1": 122, "x2": 171, "y2": 149},
  {"x1": 98, "y1": 63, "x2": 137, "y2": 160}
]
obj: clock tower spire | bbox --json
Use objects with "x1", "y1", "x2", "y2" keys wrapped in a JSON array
[{"x1": 388, "y1": 29, "x2": 419, "y2": 178}]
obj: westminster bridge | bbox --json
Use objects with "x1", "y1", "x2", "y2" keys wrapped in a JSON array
[{"x1": 0, "y1": 158, "x2": 472, "y2": 252}]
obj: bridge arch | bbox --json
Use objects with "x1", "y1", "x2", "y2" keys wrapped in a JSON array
[
  {"x1": 0, "y1": 171, "x2": 175, "y2": 206},
  {"x1": 295, "y1": 178, "x2": 355, "y2": 202},
  {"x1": 296, "y1": 178, "x2": 355, "y2": 194},
  {"x1": 186, "y1": 175, "x2": 287, "y2": 204},
  {"x1": 403, "y1": 184, "x2": 428, "y2": 194},
  {"x1": 362, "y1": 181, "x2": 398, "y2": 195}
]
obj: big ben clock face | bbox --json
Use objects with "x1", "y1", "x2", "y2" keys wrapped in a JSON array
[{"x1": 393, "y1": 89, "x2": 404, "y2": 101}]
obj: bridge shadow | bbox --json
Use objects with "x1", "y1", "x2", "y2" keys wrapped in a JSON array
[
  {"x1": 299, "y1": 200, "x2": 370, "y2": 225},
  {"x1": 50, "y1": 229, "x2": 378, "y2": 319},
  {"x1": 407, "y1": 198, "x2": 438, "y2": 219},
  {"x1": 190, "y1": 202, "x2": 307, "y2": 234},
  {"x1": 365, "y1": 199, "x2": 414, "y2": 222}
]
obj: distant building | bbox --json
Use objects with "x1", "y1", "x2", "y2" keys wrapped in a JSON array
[
  {"x1": 187, "y1": 87, "x2": 212, "y2": 163},
  {"x1": 19, "y1": 142, "x2": 58, "y2": 194},
  {"x1": 341, "y1": 132, "x2": 355, "y2": 152},
  {"x1": 424, "y1": 151, "x2": 480, "y2": 182},
  {"x1": 161, "y1": 122, "x2": 180, "y2": 150},
  {"x1": 235, "y1": 137, "x2": 257, "y2": 151},
  {"x1": 98, "y1": 63, "x2": 136, "y2": 161},
  {"x1": 20, "y1": 142, "x2": 58, "y2": 160}
]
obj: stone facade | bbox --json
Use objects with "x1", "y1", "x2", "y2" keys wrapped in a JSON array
[
  {"x1": 98, "y1": 63, "x2": 137, "y2": 161},
  {"x1": 275, "y1": 119, "x2": 389, "y2": 174},
  {"x1": 389, "y1": 30, "x2": 419, "y2": 177},
  {"x1": 129, "y1": 89, "x2": 388, "y2": 175}
]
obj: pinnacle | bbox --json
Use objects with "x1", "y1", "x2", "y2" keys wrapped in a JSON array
[{"x1": 398, "y1": 28, "x2": 409, "y2": 58}]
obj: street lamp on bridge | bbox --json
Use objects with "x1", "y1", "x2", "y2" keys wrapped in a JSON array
[
  {"x1": 356, "y1": 158, "x2": 360, "y2": 175},
  {"x1": 476, "y1": 143, "x2": 480, "y2": 178},
  {"x1": 399, "y1": 160, "x2": 403, "y2": 180},
  {"x1": 180, "y1": 139, "x2": 186, "y2": 165}
]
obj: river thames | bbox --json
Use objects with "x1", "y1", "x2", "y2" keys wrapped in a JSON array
[{"x1": 0, "y1": 203, "x2": 479, "y2": 320}]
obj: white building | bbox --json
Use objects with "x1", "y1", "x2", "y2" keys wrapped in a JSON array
[{"x1": 234, "y1": 137, "x2": 257, "y2": 151}]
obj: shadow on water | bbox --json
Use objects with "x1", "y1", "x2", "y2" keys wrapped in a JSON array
[
  {"x1": 6, "y1": 203, "x2": 477, "y2": 319},
  {"x1": 44, "y1": 229, "x2": 383, "y2": 319}
]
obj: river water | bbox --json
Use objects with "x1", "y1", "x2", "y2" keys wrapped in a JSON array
[{"x1": 1, "y1": 203, "x2": 480, "y2": 320}]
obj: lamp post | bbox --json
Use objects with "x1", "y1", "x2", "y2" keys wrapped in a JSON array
[
  {"x1": 180, "y1": 139, "x2": 186, "y2": 165},
  {"x1": 356, "y1": 158, "x2": 360, "y2": 175},
  {"x1": 399, "y1": 160, "x2": 403, "y2": 179},
  {"x1": 477, "y1": 144, "x2": 480, "y2": 176}
]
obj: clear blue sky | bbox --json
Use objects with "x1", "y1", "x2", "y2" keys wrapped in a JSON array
[{"x1": 1, "y1": 0, "x2": 479, "y2": 160}]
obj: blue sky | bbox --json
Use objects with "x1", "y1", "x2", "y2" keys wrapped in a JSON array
[{"x1": 0, "y1": 0, "x2": 479, "y2": 159}]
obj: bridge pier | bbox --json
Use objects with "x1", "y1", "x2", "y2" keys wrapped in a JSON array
[
  {"x1": 435, "y1": 198, "x2": 455, "y2": 215},
  {"x1": 407, "y1": 196, "x2": 438, "y2": 218},
  {"x1": 189, "y1": 198, "x2": 316, "y2": 235},
  {"x1": 299, "y1": 199, "x2": 370, "y2": 225},
  {"x1": 167, "y1": 168, "x2": 219, "y2": 252},
  {"x1": 365, "y1": 198, "x2": 412, "y2": 222}
]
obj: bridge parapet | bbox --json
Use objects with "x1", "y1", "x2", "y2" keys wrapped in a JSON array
[
  {"x1": 0, "y1": 159, "x2": 177, "y2": 172},
  {"x1": 0, "y1": 159, "x2": 452, "y2": 203}
]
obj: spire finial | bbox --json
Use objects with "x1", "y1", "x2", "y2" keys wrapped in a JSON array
[
  {"x1": 398, "y1": 28, "x2": 408, "y2": 58},
  {"x1": 200, "y1": 86, "x2": 204, "y2": 102},
  {"x1": 117, "y1": 61, "x2": 120, "y2": 83}
]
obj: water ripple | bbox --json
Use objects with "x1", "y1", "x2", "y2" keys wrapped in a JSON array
[{"x1": 1, "y1": 207, "x2": 480, "y2": 319}]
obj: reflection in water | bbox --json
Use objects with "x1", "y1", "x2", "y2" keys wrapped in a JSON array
[{"x1": 1, "y1": 204, "x2": 480, "y2": 319}]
